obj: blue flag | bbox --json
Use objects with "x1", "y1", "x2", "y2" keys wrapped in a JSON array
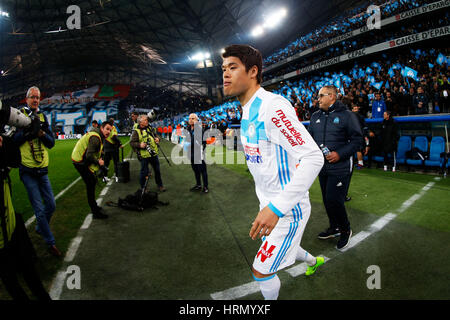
[
  {"x1": 388, "y1": 68, "x2": 395, "y2": 78},
  {"x1": 428, "y1": 63, "x2": 434, "y2": 69},
  {"x1": 385, "y1": 81, "x2": 390, "y2": 89},
  {"x1": 437, "y1": 53, "x2": 448, "y2": 66},
  {"x1": 372, "y1": 82, "x2": 383, "y2": 90},
  {"x1": 365, "y1": 67, "x2": 373, "y2": 74},
  {"x1": 404, "y1": 66, "x2": 419, "y2": 81},
  {"x1": 358, "y1": 68, "x2": 365, "y2": 79}
]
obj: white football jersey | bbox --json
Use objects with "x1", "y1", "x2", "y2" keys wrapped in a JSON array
[{"x1": 240, "y1": 87, "x2": 324, "y2": 223}]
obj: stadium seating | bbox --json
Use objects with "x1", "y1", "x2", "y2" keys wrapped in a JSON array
[
  {"x1": 396, "y1": 136, "x2": 412, "y2": 165},
  {"x1": 424, "y1": 136, "x2": 446, "y2": 168},
  {"x1": 406, "y1": 136, "x2": 429, "y2": 167}
]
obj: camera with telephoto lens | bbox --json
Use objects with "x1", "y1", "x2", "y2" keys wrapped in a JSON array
[{"x1": 0, "y1": 99, "x2": 41, "y2": 138}]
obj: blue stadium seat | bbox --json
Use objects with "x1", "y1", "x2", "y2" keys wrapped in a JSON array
[
  {"x1": 406, "y1": 136, "x2": 429, "y2": 167},
  {"x1": 373, "y1": 155, "x2": 384, "y2": 163},
  {"x1": 396, "y1": 136, "x2": 412, "y2": 165},
  {"x1": 424, "y1": 136, "x2": 445, "y2": 168}
]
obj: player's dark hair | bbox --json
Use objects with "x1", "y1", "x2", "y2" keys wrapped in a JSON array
[{"x1": 222, "y1": 44, "x2": 263, "y2": 84}]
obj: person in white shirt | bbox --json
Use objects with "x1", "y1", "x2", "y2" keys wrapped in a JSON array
[{"x1": 222, "y1": 44, "x2": 325, "y2": 300}]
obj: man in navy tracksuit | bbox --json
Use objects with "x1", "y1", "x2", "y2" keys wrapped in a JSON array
[{"x1": 308, "y1": 86, "x2": 363, "y2": 250}]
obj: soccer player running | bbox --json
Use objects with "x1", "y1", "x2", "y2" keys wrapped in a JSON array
[{"x1": 222, "y1": 45, "x2": 324, "y2": 300}]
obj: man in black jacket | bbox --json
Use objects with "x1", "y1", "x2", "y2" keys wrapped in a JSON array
[
  {"x1": 381, "y1": 111, "x2": 398, "y2": 172},
  {"x1": 187, "y1": 113, "x2": 208, "y2": 193},
  {"x1": 308, "y1": 86, "x2": 363, "y2": 250}
]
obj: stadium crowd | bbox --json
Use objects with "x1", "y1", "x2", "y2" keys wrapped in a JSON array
[{"x1": 264, "y1": 0, "x2": 428, "y2": 67}]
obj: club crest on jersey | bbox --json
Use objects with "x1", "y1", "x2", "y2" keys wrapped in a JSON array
[
  {"x1": 333, "y1": 117, "x2": 340, "y2": 124},
  {"x1": 248, "y1": 123, "x2": 256, "y2": 137},
  {"x1": 257, "y1": 241, "x2": 276, "y2": 263},
  {"x1": 244, "y1": 145, "x2": 263, "y2": 164}
]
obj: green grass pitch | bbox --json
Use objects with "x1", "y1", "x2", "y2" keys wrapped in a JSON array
[{"x1": 1, "y1": 139, "x2": 449, "y2": 300}]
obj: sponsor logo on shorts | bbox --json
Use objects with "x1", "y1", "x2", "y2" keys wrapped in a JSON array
[{"x1": 257, "y1": 241, "x2": 276, "y2": 263}]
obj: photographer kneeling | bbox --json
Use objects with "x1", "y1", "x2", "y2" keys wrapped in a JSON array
[
  {"x1": 72, "y1": 121, "x2": 112, "y2": 219},
  {"x1": 130, "y1": 115, "x2": 166, "y2": 192}
]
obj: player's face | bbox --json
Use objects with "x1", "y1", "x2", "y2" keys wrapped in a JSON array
[{"x1": 222, "y1": 56, "x2": 252, "y2": 97}]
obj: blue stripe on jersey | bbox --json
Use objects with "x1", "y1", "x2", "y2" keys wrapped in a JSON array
[
  {"x1": 268, "y1": 202, "x2": 284, "y2": 218},
  {"x1": 278, "y1": 146, "x2": 288, "y2": 187},
  {"x1": 241, "y1": 97, "x2": 268, "y2": 144},
  {"x1": 279, "y1": 146, "x2": 300, "y2": 221},
  {"x1": 276, "y1": 146, "x2": 285, "y2": 189},
  {"x1": 271, "y1": 222, "x2": 298, "y2": 272}
]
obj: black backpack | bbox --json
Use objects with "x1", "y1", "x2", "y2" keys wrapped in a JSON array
[
  {"x1": 111, "y1": 189, "x2": 169, "y2": 212},
  {"x1": 407, "y1": 147, "x2": 428, "y2": 161}
]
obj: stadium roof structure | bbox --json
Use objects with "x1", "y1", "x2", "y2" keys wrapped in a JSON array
[{"x1": 0, "y1": 0, "x2": 361, "y2": 97}]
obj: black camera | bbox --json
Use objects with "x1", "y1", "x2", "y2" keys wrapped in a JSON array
[{"x1": 146, "y1": 144, "x2": 157, "y2": 157}]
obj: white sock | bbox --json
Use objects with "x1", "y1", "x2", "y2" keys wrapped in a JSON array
[
  {"x1": 295, "y1": 246, "x2": 317, "y2": 266},
  {"x1": 257, "y1": 274, "x2": 281, "y2": 300},
  {"x1": 358, "y1": 160, "x2": 363, "y2": 166}
]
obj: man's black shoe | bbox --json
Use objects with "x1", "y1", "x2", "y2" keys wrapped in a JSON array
[
  {"x1": 345, "y1": 196, "x2": 352, "y2": 202},
  {"x1": 336, "y1": 229, "x2": 352, "y2": 250},
  {"x1": 190, "y1": 185, "x2": 202, "y2": 191},
  {"x1": 202, "y1": 187, "x2": 209, "y2": 193},
  {"x1": 93, "y1": 212, "x2": 108, "y2": 219},
  {"x1": 318, "y1": 227, "x2": 340, "y2": 239},
  {"x1": 93, "y1": 208, "x2": 108, "y2": 219}
]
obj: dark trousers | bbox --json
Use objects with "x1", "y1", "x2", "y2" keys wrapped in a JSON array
[
  {"x1": 383, "y1": 151, "x2": 396, "y2": 167},
  {"x1": 73, "y1": 163, "x2": 100, "y2": 214},
  {"x1": 0, "y1": 213, "x2": 51, "y2": 301},
  {"x1": 319, "y1": 173, "x2": 351, "y2": 232},
  {"x1": 191, "y1": 161, "x2": 208, "y2": 188},
  {"x1": 104, "y1": 149, "x2": 119, "y2": 176},
  {"x1": 140, "y1": 156, "x2": 163, "y2": 188}
]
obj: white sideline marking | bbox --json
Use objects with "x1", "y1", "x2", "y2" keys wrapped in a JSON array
[
  {"x1": 369, "y1": 213, "x2": 397, "y2": 232},
  {"x1": 64, "y1": 236, "x2": 83, "y2": 262},
  {"x1": 25, "y1": 176, "x2": 82, "y2": 228},
  {"x1": 80, "y1": 214, "x2": 93, "y2": 230},
  {"x1": 49, "y1": 182, "x2": 111, "y2": 300},
  {"x1": 49, "y1": 271, "x2": 68, "y2": 300},
  {"x1": 398, "y1": 182, "x2": 434, "y2": 213},
  {"x1": 100, "y1": 187, "x2": 109, "y2": 196},
  {"x1": 211, "y1": 181, "x2": 436, "y2": 299},
  {"x1": 338, "y1": 231, "x2": 372, "y2": 252}
]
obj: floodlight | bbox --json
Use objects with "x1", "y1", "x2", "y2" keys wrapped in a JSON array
[{"x1": 251, "y1": 25, "x2": 264, "y2": 37}]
